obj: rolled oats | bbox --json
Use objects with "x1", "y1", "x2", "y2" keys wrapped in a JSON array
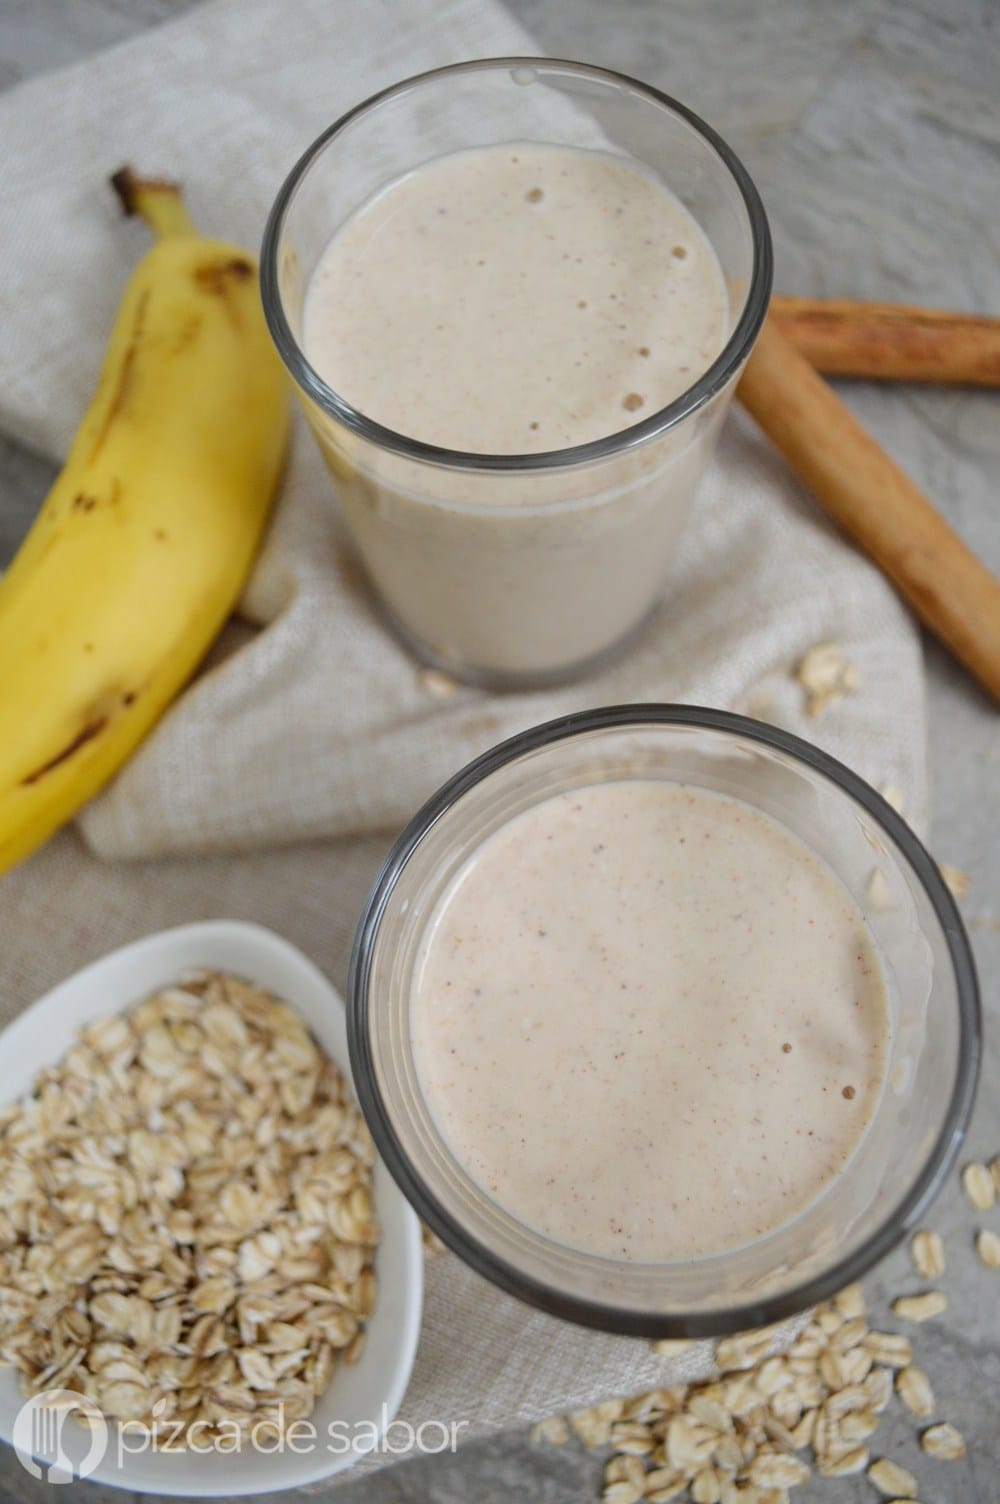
[
  {"x1": 691, "y1": 1466, "x2": 722, "y2": 1504},
  {"x1": 961, "y1": 1162, "x2": 996, "y2": 1211},
  {"x1": 788, "y1": 1410, "x2": 816, "y2": 1450},
  {"x1": 747, "y1": 1451, "x2": 809, "y2": 1488},
  {"x1": 666, "y1": 1414, "x2": 716, "y2": 1470},
  {"x1": 715, "y1": 1329, "x2": 778, "y2": 1373},
  {"x1": 602, "y1": 1481, "x2": 643, "y2": 1504},
  {"x1": 605, "y1": 1454, "x2": 647, "y2": 1488},
  {"x1": 530, "y1": 1416, "x2": 569, "y2": 1445},
  {"x1": 755, "y1": 1358, "x2": 793, "y2": 1396},
  {"x1": 868, "y1": 1457, "x2": 918, "y2": 1497},
  {"x1": 863, "y1": 1331, "x2": 912, "y2": 1369},
  {"x1": 688, "y1": 1393, "x2": 733, "y2": 1433},
  {"x1": 819, "y1": 1350, "x2": 847, "y2": 1390},
  {"x1": 643, "y1": 1471, "x2": 687, "y2": 1502},
  {"x1": 975, "y1": 1229, "x2": 1000, "y2": 1270},
  {"x1": 920, "y1": 1422, "x2": 966, "y2": 1461},
  {"x1": 833, "y1": 1284, "x2": 866, "y2": 1320},
  {"x1": 653, "y1": 1338, "x2": 693, "y2": 1358},
  {"x1": 896, "y1": 1366, "x2": 934, "y2": 1419},
  {"x1": 0, "y1": 971, "x2": 378, "y2": 1444},
  {"x1": 612, "y1": 1421, "x2": 656, "y2": 1456},
  {"x1": 862, "y1": 1366, "x2": 895, "y2": 1412},
  {"x1": 891, "y1": 1292, "x2": 948, "y2": 1324},
  {"x1": 909, "y1": 1231, "x2": 945, "y2": 1280},
  {"x1": 837, "y1": 1347, "x2": 873, "y2": 1386},
  {"x1": 559, "y1": 1292, "x2": 943, "y2": 1504},
  {"x1": 816, "y1": 1444, "x2": 869, "y2": 1476},
  {"x1": 571, "y1": 1399, "x2": 627, "y2": 1449},
  {"x1": 839, "y1": 1410, "x2": 878, "y2": 1443},
  {"x1": 766, "y1": 1388, "x2": 801, "y2": 1429},
  {"x1": 795, "y1": 642, "x2": 860, "y2": 718}
]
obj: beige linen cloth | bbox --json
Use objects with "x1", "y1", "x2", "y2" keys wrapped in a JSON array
[{"x1": 0, "y1": 0, "x2": 927, "y2": 1477}]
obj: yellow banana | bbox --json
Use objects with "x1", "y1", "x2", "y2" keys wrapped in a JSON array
[{"x1": 0, "y1": 168, "x2": 289, "y2": 876}]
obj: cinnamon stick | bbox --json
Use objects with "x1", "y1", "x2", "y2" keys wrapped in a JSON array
[
  {"x1": 771, "y1": 294, "x2": 1000, "y2": 386},
  {"x1": 737, "y1": 318, "x2": 1000, "y2": 702}
]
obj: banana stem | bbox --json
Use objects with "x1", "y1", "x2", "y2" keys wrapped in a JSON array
[{"x1": 110, "y1": 165, "x2": 197, "y2": 240}]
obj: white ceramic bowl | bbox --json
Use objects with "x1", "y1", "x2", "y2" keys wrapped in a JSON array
[{"x1": 0, "y1": 921, "x2": 423, "y2": 1496}]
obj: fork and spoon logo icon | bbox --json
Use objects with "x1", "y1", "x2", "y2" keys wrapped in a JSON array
[{"x1": 12, "y1": 1388, "x2": 108, "y2": 1483}]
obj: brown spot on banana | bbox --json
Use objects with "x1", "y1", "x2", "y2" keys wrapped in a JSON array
[
  {"x1": 21, "y1": 719, "x2": 109, "y2": 785},
  {"x1": 193, "y1": 256, "x2": 254, "y2": 331},
  {"x1": 70, "y1": 477, "x2": 121, "y2": 513},
  {"x1": 19, "y1": 683, "x2": 142, "y2": 785},
  {"x1": 88, "y1": 292, "x2": 151, "y2": 462},
  {"x1": 194, "y1": 256, "x2": 253, "y2": 290}
]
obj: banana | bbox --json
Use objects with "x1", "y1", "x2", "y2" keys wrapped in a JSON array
[{"x1": 0, "y1": 168, "x2": 289, "y2": 876}]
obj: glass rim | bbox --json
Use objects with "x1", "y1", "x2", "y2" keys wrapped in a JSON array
[
  {"x1": 260, "y1": 57, "x2": 773, "y2": 475},
  {"x1": 347, "y1": 705, "x2": 982, "y2": 1337}
]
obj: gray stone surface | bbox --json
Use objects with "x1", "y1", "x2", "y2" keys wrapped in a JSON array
[{"x1": 0, "y1": 1, "x2": 997, "y2": 1501}]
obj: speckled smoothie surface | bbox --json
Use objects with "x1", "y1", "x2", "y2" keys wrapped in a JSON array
[
  {"x1": 304, "y1": 142, "x2": 727, "y2": 454},
  {"x1": 412, "y1": 780, "x2": 891, "y2": 1261}
]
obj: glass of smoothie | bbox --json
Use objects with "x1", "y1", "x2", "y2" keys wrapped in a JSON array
[
  {"x1": 261, "y1": 59, "x2": 771, "y2": 687},
  {"x1": 347, "y1": 707, "x2": 980, "y2": 1336}
]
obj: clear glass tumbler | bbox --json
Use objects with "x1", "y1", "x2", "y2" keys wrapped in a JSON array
[
  {"x1": 261, "y1": 60, "x2": 771, "y2": 688},
  {"x1": 347, "y1": 707, "x2": 980, "y2": 1337}
]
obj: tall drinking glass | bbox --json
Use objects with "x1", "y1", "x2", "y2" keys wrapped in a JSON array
[
  {"x1": 262, "y1": 60, "x2": 771, "y2": 687},
  {"x1": 347, "y1": 707, "x2": 980, "y2": 1336}
]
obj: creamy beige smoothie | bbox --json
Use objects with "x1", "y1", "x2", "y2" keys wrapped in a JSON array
[
  {"x1": 305, "y1": 144, "x2": 726, "y2": 452},
  {"x1": 300, "y1": 144, "x2": 731, "y2": 680},
  {"x1": 410, "y1": 781, "x2": 891, "y2": 1261}
]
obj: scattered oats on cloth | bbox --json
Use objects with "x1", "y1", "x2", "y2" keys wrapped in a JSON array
[
  {"x1": 572, "y1": 1290, "x2": 955, "y2": 1503},
  {"x1": 0, "y1": 0, "x2": 926, "y2": 1484}
]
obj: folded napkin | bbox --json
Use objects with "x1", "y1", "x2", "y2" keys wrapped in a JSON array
[
  {"x1": 0, "y1": 0, "x2": 927, "y2": 1481},
  {"x1": 0, "y1": 0, "x2": 926, "y2": 858}
]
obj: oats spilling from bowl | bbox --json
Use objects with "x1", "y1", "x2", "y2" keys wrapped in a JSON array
[
  {"x1": 0, "y1": 971, "x2": 379, "y2": 1442},
  {"x1": 530, "y1": 1415, "x2": 571, "y2": 1446},
  {"x1": 556, "y1": 1281, "x2": 975, "y2": 1504},
  {"x1": 571, "y1": 1294, "x2": 875, "y2": 1499},
  {"x1": 548, "y1": 1132, "x2": 999, "y2": 1503}
]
